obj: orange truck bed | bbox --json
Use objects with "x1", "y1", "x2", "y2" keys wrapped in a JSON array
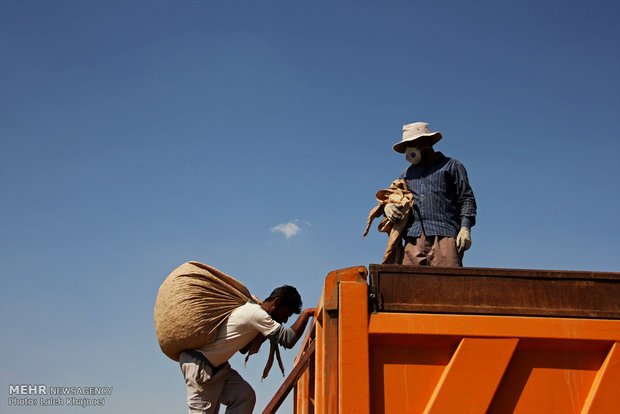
[{"x1": 264, "y1": 265, "x2": 620, "y2": 414}]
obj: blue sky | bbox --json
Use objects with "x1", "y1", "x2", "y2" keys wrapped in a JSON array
[{"x1": 1, "y1": 1, "x2": 619, "y2": 412}]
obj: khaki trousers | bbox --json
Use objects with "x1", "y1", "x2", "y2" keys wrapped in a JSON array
[
  {"x1": 403, "y1": 232, "x2": 463, "y2": 267},
  {"x1": 179, "y1": 351, "x2": 256, "y2": 414}
]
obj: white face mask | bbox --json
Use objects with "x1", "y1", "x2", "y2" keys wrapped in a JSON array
[{"x1": 405, "y1": 146, "x2": 423, "y2": 164}]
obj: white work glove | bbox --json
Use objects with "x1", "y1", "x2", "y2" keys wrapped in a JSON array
[
  {"x1": 456, "y1": 227, "x2": 472, "y2": 253},
  {"x1": 384, "y1": 203, "x2": 404, "y2": 223}
]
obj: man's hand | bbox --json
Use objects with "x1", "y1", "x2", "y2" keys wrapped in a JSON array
[
  {"x1": 384, "y1": 203, "x2": 404, "y2": 223},
  {"x1": 456, "y1": 227, "x2": 471, "y2": 253}
]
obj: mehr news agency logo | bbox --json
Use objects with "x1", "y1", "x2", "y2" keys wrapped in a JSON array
[{"x1": 8, "y1": 384, "x2": 113, "y2": 407}]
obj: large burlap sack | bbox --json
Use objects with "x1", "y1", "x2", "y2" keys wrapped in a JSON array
[
  {"x1": 363, "y1": 179, "x2": 414, "y2": 264},
  {"x1": 154, "y1": 261, "x2": 260, "y2": 362}
]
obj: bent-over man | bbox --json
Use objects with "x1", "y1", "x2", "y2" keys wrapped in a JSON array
[{"x1": 179, "y1": 285, "x2": 315, "y2": 413}]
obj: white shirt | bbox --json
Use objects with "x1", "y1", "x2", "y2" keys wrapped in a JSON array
[{"x1": 198, "y1": 302, "x2": 280, "y2": 367}]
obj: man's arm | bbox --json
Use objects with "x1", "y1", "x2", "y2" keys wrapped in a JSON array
[
  {"x1": 268, "y1": 308, "x2": 316, "y2": 349},
  {"x1": 290, "y1": 308, "x2": 316, "y2": 340},
  {"x1": 453, "y1": 160, "x2": 476, "y2": 252},
  {"x1": 453, "y1": 161, "x2": 476, "y2": 229}
]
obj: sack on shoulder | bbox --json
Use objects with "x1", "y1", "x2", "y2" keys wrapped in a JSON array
[{"x1": 153, "y1": 261, "x2": 259, "y2": 362}]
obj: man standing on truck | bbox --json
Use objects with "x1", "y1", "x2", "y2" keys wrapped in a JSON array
[
  {"x1": 179, "y1": 285, "x2": 316, "y2": 414},
  {"x1": 385, "y1": 121, "x2": 477, "y2": 267}
]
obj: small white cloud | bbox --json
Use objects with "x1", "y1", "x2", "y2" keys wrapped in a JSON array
[{"x1": 270, "y1": 221, "x2": 301, "y2": 238}]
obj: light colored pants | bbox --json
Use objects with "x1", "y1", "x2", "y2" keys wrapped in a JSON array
[
  {"x1": 403, "y1": 232, "x2": 463, "y2": 267},
  {"x1": 179, "y1": 351, "x2": 256, "y2": 414}
]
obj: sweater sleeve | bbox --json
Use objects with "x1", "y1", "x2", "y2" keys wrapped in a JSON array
[{"x1": 267, "y1": 325, "x2": 298, "y2": 349}]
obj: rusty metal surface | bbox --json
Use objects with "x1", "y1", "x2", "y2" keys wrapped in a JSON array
[{"x1": 369, "y1": 264, "x2": 620, "y2": 318}]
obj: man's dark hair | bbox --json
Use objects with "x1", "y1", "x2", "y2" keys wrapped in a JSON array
[{"x1": 265, "y1": 285, "x2": 302, "y2": 314}]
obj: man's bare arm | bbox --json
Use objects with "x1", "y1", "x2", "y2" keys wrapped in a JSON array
[{"x1": 290, "y1": 308, "x2": 316, "y2": 340}]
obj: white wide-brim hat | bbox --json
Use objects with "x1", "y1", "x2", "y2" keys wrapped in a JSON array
[{"x1": 393, "y1": 122, "x2": 442, "y2": 153}]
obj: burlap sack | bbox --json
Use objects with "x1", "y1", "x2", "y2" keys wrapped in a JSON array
[
  {"x1": 363, "y1": 179, "x2": 415, "y2": 264},
  {"x1": 154, "y1": 261, "x2": 260, "y2": 362}
]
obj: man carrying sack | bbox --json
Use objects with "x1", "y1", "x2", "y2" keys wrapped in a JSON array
[
  {"x1": 154, "y1": 261, "x2": 315, "y2": 414},
  {"x1": 385, "y1": 122, "x2": 477, "y2": 267}
]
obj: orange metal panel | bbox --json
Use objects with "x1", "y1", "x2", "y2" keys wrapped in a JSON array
[
  {"x1": 286, "y1": 266, "x2": 620, "y2": 414},
  {"x1": 369, "y1": 313, "x2": 619, "y2": 413},
  {"x1": 292, "y1": 309, "x2": 316, "y2": 414},
  {"x1": 338, "y1": 281, "x2": 369, "y2": 414},
  {"x1": 488, "y1": 347, "x2": 607, "y2": 413},
  {"x1": 581, "y1": 342, "x2": 620, "y2": 414},
  {"x1": 307, "y1": 351, "x2": 315, "y2": 414},
  {"x1": 320, "y1": 305, "x2": 338, "y2": 413},
  {"x1": 424, "y1": 338, "x2": 518, "y2": 414},
  {"x1": 282, "y1": 266, "x2": 620, "y2": 414},
  {"x1": 298, "y1": 370, "x2": 308, "y2": 414},
  {"x1": 314, "y1": 309, "x2": 324, "y2": 413},
  {"x1": 324, "y1": 266, "x2": 367, "y2": 310},
  {"x1": 370, "y1": 344, "x2": 455, "y2": 414},
  {"x1": 369, "y1": 313, "x2": 620, "y2": 341},
  {"x1": 317, "y1": 266, "x2": 368, "y2": 414}
]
